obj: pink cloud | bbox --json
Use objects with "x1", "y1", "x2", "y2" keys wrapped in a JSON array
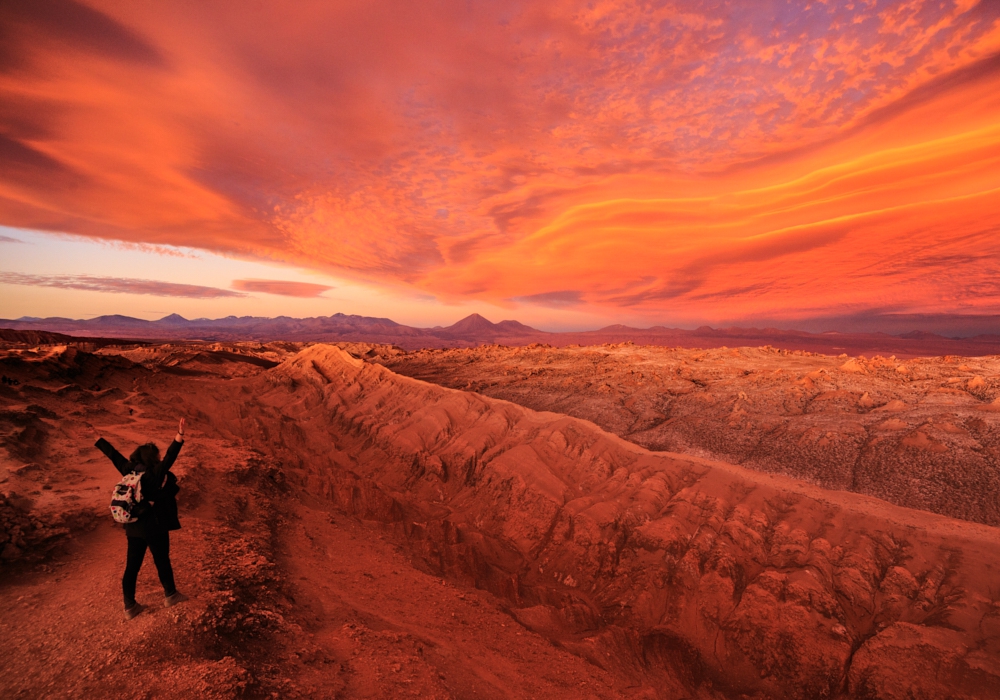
[
  {"x1": 0, "y1": 272, "x2": 247, "y2": 298},
  {"x1": 231, "y1": 279, "x2": 333, "y2": 297}
]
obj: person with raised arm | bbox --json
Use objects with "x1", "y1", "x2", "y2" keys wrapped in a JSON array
[{"x1": 90, "y1": 418, "x2": 189, "y2": 620}]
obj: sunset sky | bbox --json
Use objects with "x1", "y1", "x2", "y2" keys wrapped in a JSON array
[{"x1": 2, "y1": 0, "x2": 999, "y2": 331}]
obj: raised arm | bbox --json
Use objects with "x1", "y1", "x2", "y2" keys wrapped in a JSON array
[
  {"x1": 157, "y1": 417, "x2": 186, "y2": 475},
  {"x1": 91, "y1": 428, "x2": 132, "y2": 476}
]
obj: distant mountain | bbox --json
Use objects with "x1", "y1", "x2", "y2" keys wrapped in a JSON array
[
  {"x1": 435, "y1": 313, "x2": 542, "y2": 339},
  {"x1": 2, "y1": 312, "x2": 999, "y2": 357},
  {"x1": 560, "y1": 325, "x2": 1000, "y2": 358},
  {"x1": 898, "y1": 330, "x2": 947, "y2": 340},
  {"x1": 0, "y1": 312, "x2": 524, "y2": 347},
  {"x1": 439, "y1": 312, "x2": 499, "y2": 337},
  {"x1": 494, "y1": 320, "x2": 537, "y2": 334}
]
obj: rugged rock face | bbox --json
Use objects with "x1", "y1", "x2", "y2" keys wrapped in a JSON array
[
  {"x1": 379, "y1": 344, "x2": 1000, "y2": 525},
  {"x1": 204, "y1": 345, "x2": 1000, "y2": 699}
]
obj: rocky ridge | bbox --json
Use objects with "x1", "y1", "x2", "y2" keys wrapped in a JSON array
[{"x1": 211, "y1": 345, "x2": 1000, "y2": 699}]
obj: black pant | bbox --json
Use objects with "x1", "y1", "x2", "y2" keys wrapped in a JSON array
[{"x1": 122, "y1": 531, "x2": 176, "y2": 607}]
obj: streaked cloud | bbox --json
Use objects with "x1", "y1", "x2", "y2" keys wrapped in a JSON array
[
  {"x1": 0, "y1": 0, "x2": 998, "y2": 324},
  {"x1": 0, "y1": 272, "x2": 246, "y2": 298},
  {"x1": 231, "y1": 278, "x2": 333, "y2": 297}
]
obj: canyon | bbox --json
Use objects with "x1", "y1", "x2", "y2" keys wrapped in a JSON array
[{"x1": 1, "y1": 338, "x2": 999, "y2": 698}]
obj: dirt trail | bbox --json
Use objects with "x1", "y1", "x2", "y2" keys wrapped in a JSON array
[
  {"x1": 0, "y1": 416, "x2": 282, "y2": 699},
  {"x1": 1, "y1": 517, "x2": 254, "y2": 699}
]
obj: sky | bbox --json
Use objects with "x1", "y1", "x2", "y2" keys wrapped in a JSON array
[{"x1": 1, "y1": 0, "x2": 999, "y2": 331}]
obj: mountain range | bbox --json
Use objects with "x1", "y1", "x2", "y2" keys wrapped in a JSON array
[{"x1": 2, "y1": 312, "x2": 999, "y2": 357}]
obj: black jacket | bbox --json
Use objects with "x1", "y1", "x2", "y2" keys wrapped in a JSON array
[{"x1": 97, "y1": 437, "x2": 183, "y2": 537}]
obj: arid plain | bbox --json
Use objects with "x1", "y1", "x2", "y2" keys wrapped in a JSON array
[{"x1": 2, "y1": 336, "x2": 1000, "y2": 699}]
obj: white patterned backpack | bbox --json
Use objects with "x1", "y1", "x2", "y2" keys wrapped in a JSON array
[{"x1": 110, "y1": 472, "x2": 145, "y2": 523}]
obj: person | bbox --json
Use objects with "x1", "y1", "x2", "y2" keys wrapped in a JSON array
[{"x1": 90, "y1": 418, "x2": 189, "y2": 620}]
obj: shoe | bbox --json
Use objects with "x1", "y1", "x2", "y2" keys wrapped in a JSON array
[
  {"x1": 164, "y1": 591, "x2": 189, "y2": 608},
  {"x1": 125, "y1": 603, "x2": 144, "y2": 620}
]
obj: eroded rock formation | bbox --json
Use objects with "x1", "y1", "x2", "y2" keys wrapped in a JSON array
[
  {"x1": 3, "y1": 340, "x2": 999, "y2": 698},
  {"x1": 380, "y1": 344, "x2": 1000, "y2": 525},
  {"x1": 212, "y1": 345, "x2": 1000, "y2": 699}
]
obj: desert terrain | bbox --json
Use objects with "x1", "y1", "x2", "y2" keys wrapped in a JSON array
[
  {"x1": 2, "y1": 336, "x2": 1000, "y2": 699},
  {"x1": 378, "y1": 344, "x2": 1000, "y2": 525}
]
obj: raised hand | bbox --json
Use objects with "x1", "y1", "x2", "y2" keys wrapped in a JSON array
[{"x1": 177, "y1": 417, "x2": 186, "y2": 441}]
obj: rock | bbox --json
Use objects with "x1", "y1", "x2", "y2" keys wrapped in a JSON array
[
  {"x1": 839, "y1": 358, "x2": 866, "y2": 373},
  {"x1": 849, "y1": 622, "x2": 1000, "y2": 699}
]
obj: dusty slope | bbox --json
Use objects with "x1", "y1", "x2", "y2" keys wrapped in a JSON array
[
  {"x1": 379, "y1": 344, "x2": 1000, "y2": 525},
  {"x1": 0, "y1": 345, "x2": 624, "y2": 699}
]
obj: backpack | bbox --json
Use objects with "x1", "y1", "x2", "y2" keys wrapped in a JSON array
[{"x1": 110, "y1": 472, "x2": 145, "y2": 523}]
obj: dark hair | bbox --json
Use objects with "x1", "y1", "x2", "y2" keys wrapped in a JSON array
[{"x1": 129, "y1": 443, "x2": 160, "y2": 472}]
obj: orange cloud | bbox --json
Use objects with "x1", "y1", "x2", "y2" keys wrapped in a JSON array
[
  {"x1": 231, "y1": 279, "x2": 333, "y2": 298},
  {"x1": 0, "y1": 272, "x2": 246, "y2": 298},
  {"x1": 439, "y1": 106, "x2": 1000, "y2": 319},
  {"x1": 1, "y1": 0, "x2": 999, "y2": 324}
]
